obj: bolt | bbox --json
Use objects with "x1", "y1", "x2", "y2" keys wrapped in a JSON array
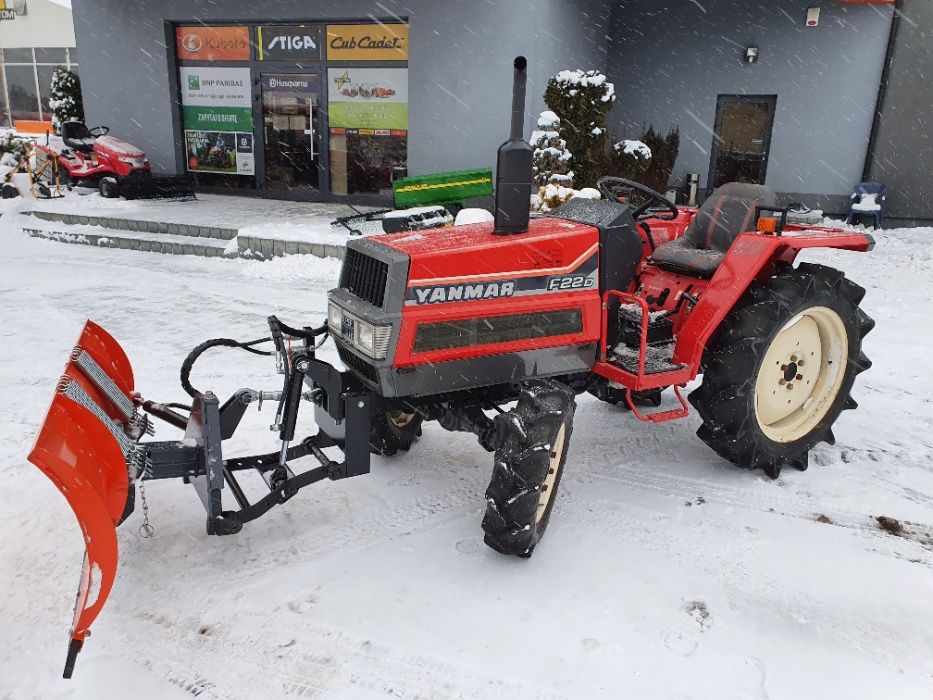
[
  {"x1": 357, "y1": 400, "x2": 365, "y2": 408},
  {"x1": 787, "y1": 383, "x2": 794, "y2": 390},
  {"x1": 779, "y1": 379, "x2": 786, "y2": 385},
  {"x1": 541, "y1": 485, "x2": 549, "y2": 492},
  {"x1": 781, "y1": 364, "x2": 788, "y2": 371},
  {"x1": 798, "y1": 359, "x2": 806, "y2": 366},
  {"x1": 796, "y1": 374, "x2": 803, "y2": 381},
  {"x1": 296, "y1": 360, "x2": 310, "y2": 372}
]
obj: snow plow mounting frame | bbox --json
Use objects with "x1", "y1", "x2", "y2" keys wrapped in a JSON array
[{"x1": 28, "y1": 317, "x2": 373, "y2": 678}]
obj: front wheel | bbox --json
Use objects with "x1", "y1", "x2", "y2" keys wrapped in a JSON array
[
  {"x1": 690, "y1": 263, "x2": 874, "y2": 478},
  {"x1": 369, "y1": 409, "x2": 423, "y2": 456},
  {"x1": 99, "y1": 176, "x2": 120, "y2": 198},
  {"x1": 482, "y1": 379, "x2": 576, "y2": 557}
]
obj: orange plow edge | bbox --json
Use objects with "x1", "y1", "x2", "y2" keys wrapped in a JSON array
[{"x1": 28, "y1": 321, "x2": 142, "y2": 678}]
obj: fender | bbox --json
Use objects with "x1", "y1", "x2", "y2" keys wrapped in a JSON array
[{"x1": 672, "y1": 229, "x2": 874, "y2": 370}]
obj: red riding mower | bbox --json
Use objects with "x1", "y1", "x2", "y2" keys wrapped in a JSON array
[
  {"x1": 27, "y1": 58, "x2": 874, "y2": 677},
  {"x1": 35, "y1": 121, "x2": 195, "y2": 200}
]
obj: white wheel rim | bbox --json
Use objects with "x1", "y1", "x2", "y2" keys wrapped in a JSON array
[
  {"x1": 537, "y1": 423, "x2": 566, "y2": 524},
  {"x1": 754, "y1": 306, "x2": 848, "y2": 443}
]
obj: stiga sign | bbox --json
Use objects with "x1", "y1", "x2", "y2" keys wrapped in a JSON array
[
  {"x1": 257, "y1": 25, "x2": 323, "y2": 61},
  {"x1": 326, "y1": 24, "x2": 409, "y2": 61}
]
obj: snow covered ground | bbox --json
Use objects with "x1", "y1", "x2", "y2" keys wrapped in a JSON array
[{"x1": 1, "y1": 201, "x2": 932, "y2": 699}]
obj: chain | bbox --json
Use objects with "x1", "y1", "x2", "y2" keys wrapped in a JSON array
[{"x1": 138, "y1": 480, "x2": 154, "y2": 538}]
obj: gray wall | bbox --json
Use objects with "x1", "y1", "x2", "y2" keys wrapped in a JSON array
[
  {"x1": 73, "y1": 0, "x2": 612, "y2": 179},
  {"x1": 606, "y1": 0, "x2": 894, "y2": 205},
  {"x1": 867, "y1": 0, "x2": 933, "y2": 222}
]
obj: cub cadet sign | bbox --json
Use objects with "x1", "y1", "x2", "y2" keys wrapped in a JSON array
[{"x1": 326, "y1": 24, "x2": 408, "y2": 61}]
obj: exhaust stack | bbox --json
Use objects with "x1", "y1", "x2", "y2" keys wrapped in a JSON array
[{"x1": 493, "y1": 56, "x2": 533, "y2": 235}]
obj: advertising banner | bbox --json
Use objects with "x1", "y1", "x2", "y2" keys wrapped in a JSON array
[
  {"x1": 327, "y1": 68, "x2": 408, "y2": 132},
  {"x1": 326, "y1": 24, "x2": 408, "y2": 61},
  {"x1": 176, "y1": 25, "x2": 250, "y2": 62},
  {"x1": 180, "y1": 67, "x2": 254, "y2": 175},
  {"x1": 257, "y1": 25, "x2": 323, "y2": 61}
]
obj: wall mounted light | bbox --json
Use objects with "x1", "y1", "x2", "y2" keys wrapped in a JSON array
[{"x1": 745, "y1": 47, "x2": 760, "y2": 64}]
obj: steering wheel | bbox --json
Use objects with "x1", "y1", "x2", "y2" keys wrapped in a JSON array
[
  {"x1": 598, "y1": 176, "x2": 679, "y2": 221},
  {"x1": 88, "y1": 126, "x2": 110, "y2": 137}
]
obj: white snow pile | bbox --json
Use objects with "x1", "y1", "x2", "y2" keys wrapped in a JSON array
[
  {"x1": 614, "y1": 139, "x2": 653, "y2": 160},
  {"x1": 552, "y1": 69, "x2": 616, "y2": 103}
]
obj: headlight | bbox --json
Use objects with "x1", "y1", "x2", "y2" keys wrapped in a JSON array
[
  {"x1": 356, "y1": 322, "x2": 375, "y2": 355},
  {"x1": 328, "y1": 301, "x2": 390, "y2": 360},
  {"x1": 328, "y1": 302, "x2": 343, "y2": 331}
]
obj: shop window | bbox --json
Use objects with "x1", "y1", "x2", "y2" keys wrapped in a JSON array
[
  {"x1": 36, "y1": 64, "x2": 56, "y2": 119},
  {"x1": 327, "y1": 67, "x2": 408, "y2": 196},
  {"x1": 3, "y1": 48, "x2": 34, "y2": 63},
  {"x1": 5, "y1": 64, "x2": 40, "y2": 121},
  {"x1": 34, "y1": 48, "x2": 68, "y2": 64},
  {"x1": 0, "y1": 69, "x2": 9, "y2": 128}
]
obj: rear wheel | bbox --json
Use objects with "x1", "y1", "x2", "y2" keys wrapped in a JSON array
[
  {"x1": 690, "y1": 263, "x2": 874, "y2": 478},
  {"x1": 482, "y1": 379, "x2": 576, "y2": 557}
]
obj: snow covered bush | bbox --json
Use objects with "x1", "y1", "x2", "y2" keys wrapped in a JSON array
[
  {"x1": 611, "y1": 125, "x2": 680, "y2": 194},
  {"x1": 0, "y1": 132, "x2": 30, "y2": 167},
  {"x1": 544, "y1": 69, "x2": 615, "y2": 189},
  {"x1": 531, "y1": 111, "x2": 573, "y2": 188},
  {"x1": 534, "y1": 183, "x2": 602, "y2": 212},
  {"x1": 48, "y1": 67, "x2": 84, "y2": 133}
]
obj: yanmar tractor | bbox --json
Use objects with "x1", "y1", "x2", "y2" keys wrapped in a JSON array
[{"x1": 28, "y1": 58, "x2": 874, "y2": 677}]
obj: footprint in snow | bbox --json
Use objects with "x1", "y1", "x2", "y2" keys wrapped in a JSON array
[{"x1": 663, "y1": 600, "x2": 713, "y2": 657}]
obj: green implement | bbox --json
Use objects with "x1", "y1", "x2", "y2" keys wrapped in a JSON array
[{"x1": 392, "y1": 167, "x2": 493, "y2": 209}]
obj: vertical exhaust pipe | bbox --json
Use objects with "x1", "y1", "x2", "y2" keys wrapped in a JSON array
[{"x1": 494, "y1": 56, "x2": 533, "y2": 235}]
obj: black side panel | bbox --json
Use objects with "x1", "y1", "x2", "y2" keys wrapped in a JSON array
[{"x1": 549, "y1": 199, "x2": 643, "y2": 294}]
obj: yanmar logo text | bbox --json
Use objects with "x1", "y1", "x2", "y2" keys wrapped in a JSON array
[{"x1": 411, "y1": 282, "x2": 515, "y2": 305}]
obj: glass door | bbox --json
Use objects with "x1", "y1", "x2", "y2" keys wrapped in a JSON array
[
  {"x1": 260, "y1": 73, "x2": 320, "y2": 193},
  {"x1": 708, "y1": 95, "x2": 777, "y2": 193}
]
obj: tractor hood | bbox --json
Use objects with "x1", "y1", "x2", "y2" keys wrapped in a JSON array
[
  {"x1": 377, "y1": 217, "x2": 599, "y2": 288},
  {"x1": 94, "y1": 135, "x2": 147, "y2": 159}
]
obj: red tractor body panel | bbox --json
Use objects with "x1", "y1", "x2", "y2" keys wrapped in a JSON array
[{"x1": 380, "y1": 217, "x2": 603, "y2": 367}]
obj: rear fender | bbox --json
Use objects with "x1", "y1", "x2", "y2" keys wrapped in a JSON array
[{"x1": 672, "y1": 229, "x2": 873, "y2": 371}]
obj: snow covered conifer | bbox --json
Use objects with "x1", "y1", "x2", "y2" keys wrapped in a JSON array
[
  {"x1": 49, "y1": 67, "x2": 84, "y2": 133},
  {"x1": 531, "y1": 111, "x2": 574, "y2": 188},
  {"x1": 544, "y1": 69, "x2": 615, "y2": 188}
]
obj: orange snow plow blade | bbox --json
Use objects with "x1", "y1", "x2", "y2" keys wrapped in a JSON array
[{"x1": 27, "y1": 321, "x2": 142, "y2": 678}]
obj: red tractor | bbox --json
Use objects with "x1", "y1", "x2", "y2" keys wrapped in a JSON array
[
  {"x1": 27, "y1": 58, "x2": 874, "y2": 677},
  {"x1": 36, "y1": 121, "x2": 194, "y2": 199}
]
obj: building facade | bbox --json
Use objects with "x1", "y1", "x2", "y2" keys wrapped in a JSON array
[
  {"x1": 0, "y1": 0, "x2": 78, "y2": 128},
  {"x1": 72, "y1": 0, "x2": 927, "y2": 221}
]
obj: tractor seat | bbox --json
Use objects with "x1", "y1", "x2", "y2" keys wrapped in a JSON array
[
  {"x1": 60, "y1": 121, "x2": 96, "y2": 154},
  {"x1": 651, "y1": 182, "x2": 777, "y2": 278}
]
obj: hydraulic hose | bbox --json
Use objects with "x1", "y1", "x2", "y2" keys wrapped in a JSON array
[{"x1": 180, "y1": 336, "x2": 273, "y2": 398}]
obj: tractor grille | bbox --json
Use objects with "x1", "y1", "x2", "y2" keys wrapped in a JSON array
[
  {"x1": 413, "y1": 309, "x2": 583, "y2": 354},
  {"x1": 338, "y1": 345, "x2": 380, "y2": 385},
  {"x1": 340, "y1": 249, "x2": 388, "y2": 309}
]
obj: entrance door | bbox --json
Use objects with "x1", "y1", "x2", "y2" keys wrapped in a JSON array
[
  {"x1": 707, "y1": 95, "x2": 777, "y2": 193},
  {"x1": 261, "y1": 73, "x2": 321, "y2": 193}
]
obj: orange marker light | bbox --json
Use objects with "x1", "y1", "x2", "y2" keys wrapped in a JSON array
[{"x1": 757, "y1": 216, "x2": 779, "y2": 234}]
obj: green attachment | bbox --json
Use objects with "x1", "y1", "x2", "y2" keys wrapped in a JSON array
[{"x1": 392, "y1": 167, "x2": 493, "y2": 208}]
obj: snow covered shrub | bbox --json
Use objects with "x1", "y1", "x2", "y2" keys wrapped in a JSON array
[
  {"x1": 610, "y1": 125, "x2": 680, "y2": 194},
  {"x1": 544, "y1": 69, "x2": 615, "y2": 189},
  {"x1": 0, "y1": 132, "x2": 30, "y2": 167},
  {"x1": 531, "y1": 111, "x2": 573, "y2": 188},
  {"x1": 49, "y1": 67, "x2": 84, "y2": 133},
  {"x1": 535, "y1": 183, "x2": 602, "y2": 212}
]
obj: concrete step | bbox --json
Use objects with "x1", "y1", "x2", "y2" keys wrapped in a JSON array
[
  {"x1": 22, "y1": 223, "x2": 233, "y2": 258},
  {"x1": 23, "y1": 209, "x2": 237, "y2": 240}
]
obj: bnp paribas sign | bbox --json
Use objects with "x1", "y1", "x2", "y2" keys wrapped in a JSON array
[{"x1": 0, "y1": 0, "x2": 27, "y2": 21}]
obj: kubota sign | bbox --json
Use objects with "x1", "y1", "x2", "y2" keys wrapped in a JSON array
[{"x1": 175, "y1": 25, "x2": 250, "y2": 61}]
